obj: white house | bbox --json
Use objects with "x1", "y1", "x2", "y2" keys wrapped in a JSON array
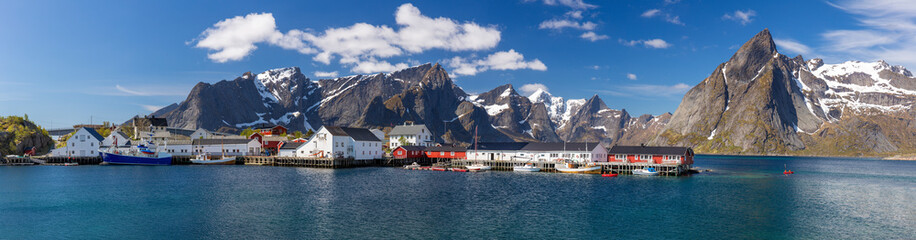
[
  {"x1": 277, "y1": 142, "x2": 303, "y2": 157},
  {"x1": 161, "y1": 140, "x2": 193, "y2": 156},
  {"x1": 295, "y1": 126, "x2": 383, "y2": 160},
  {"x1": 190, "y1": 128, "x2": 211, "y2": 139},
  {"x1": 191, "y1": 138, "x2": 261, "y2": 156},
  {"x1": 51, "y1": 127, "x2": 104, "y2": 157},
  {"x1": 388, "y1": 124, "x2": 434, "y2": 148},
  {"x1": 101, "y1": 131, "x2": 132, "y2": 148},
  {"x1": 465, "y1": 142, "x2": 607, "y2": 162}
]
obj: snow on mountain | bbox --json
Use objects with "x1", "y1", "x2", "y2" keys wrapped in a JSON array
[
  {"x1": 525, "y1": 88, "x2": 587, "y2": 128},
  {"x1": 802, "y1": 59, "x2": 916, "y2": 118}
]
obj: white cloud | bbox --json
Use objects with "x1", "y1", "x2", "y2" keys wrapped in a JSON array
[
  {"x1": 445, "y1": 49, "x2": 547, "y2": 76},
  {"x1": 640, "y1": 9, "x2": 683, "y2": 25},
  {"x1": 641, "y1": 9, "x2": 661, "y2": 18},
  {"x1": 774, "y1": 39, "x2": 812, "y2": 55},
  {"x1": 626, "y1": 73, "x2": 637, "y2": 80},
  {"x1": 540, "y1": 0, "x2": 597, "y2": 10},
  {"x1": 114, "y1": 85, "x2": 185, "y2": 96},
  {"x1": 565, "y1": 10, "x2": 584, "y2": 19},
  {"x1": 539, "y1": 19, "x2": 597, "y2": 30},
  {"x1": 314, "y1": 71, "x2": 339, "y2": 78},
  {"x1": 519, "y1": 83, "x2": 549, "y2": 95},
  {"x1": 194, "y1": 13, "x2": 314, "y2": 63},
  {"x1": 590, "y1": 65, "x2": 601, "y2": 70},
  {"x1": 580, "y1": 31, "x2": 609, "y2": 41},
  {"x1": 141, "y1": 105, "x2": 164, "y2": 112},
  {"x1": 723, "y1": 10, "x2": 756, "y2": 25},
  {"x1": 620, "y1": 38, "x2": 671, "y2": 49},
  {"x1": 194, "y1": 4, "x2": 534, "y2": 75},
  {"x1": 820, "y1": 0, "x2": 916, "y2": 67}
]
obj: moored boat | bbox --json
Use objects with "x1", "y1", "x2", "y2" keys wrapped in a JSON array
[
  {"x1": 632, "y1": 168, "x2": 659, "y2": 176},
  {"x1": 431, "y1": 166, "x2": 447, "y2": 171},
  {"x1": 513, "y1": 163, "x2": 541, "y2": 172},
  {"x1": 403, "y1": 162, "x2": 422, "y2": 169},
  {"x1": 602, "y1": 173, "x2": 618, "y2": 177},
  {"x1": 191, "y1": 156, "x2": 236, "y2": 165},
  {"x1": 555, "y1": 162, "x2": 601, "y2": 174},
  {"x1": 450, "y1": 168, "x2": 468, "y2": 172},
  {"x1": 102, "y1": 145, "x2": 171, "y2": 166},
  {"x1": 467, "y1": 163, "x2": 491, "y2": 171}
]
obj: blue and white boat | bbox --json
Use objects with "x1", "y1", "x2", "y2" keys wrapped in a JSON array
[
  {"x1": 632, "y1": 167, "x2": 659, "y2": 176},
  {"x1": 101, "y1": 144, "x2": 172, "y2": 166}
]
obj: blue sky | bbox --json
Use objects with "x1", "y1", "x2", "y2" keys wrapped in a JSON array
[{"x1": 2, "y1": 0, "x2": 913, "y2": 129}]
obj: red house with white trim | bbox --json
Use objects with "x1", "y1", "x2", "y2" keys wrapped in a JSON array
[
  {"x1": 392, "y1": 146, "x2": 426, "y2": 159},
  {"x1": 424, "y1": 146, "x2": 466, "y2": 159},
  {"x1": 607, "y1": 145, "x2": 694, "y2": 165}
]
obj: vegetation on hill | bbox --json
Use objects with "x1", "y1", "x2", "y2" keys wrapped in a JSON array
[{"x1": 0, "y1": 115, "x2": 53, "y2": 156}]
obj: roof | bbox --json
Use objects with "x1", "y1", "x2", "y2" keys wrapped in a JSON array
[
  {"x1": 79, "y1": 127, "x2": 105, "y2": 142},
  {"x1": 167, "y1": 127, "x2": 195, "y2": 137},
  {"x1": 521, "y1": 142, "x2": 604, "y2": 152},
  {"x1": 166, "y1": 140, "x2": 192, "y2": 145},
  {"x1": 608, "y1": 145, "x2": 692, "y2": 155},
  {"x1": 389, "y1": 124, "x2": 429, "y2": 136},
  {"x1": 467, "y1": 142, "x2": 529, "y2": 151},
  {"x1": 323, "y1": 126, "x2": 381, "y2": 141},
  {"x1": 192, "y1": 138, "x2": 256, "y2": 145},
  {"x1": 280, "y1": 142, "x2": 304, "y2": 150},
  {"x1": 395, "y1": 146, "x2": 426, "y2": 151},
  {"x1": 115, "y1": 132, "x2": 130, "y2": 139},
  {"x1": 262, "y1": 136, "x2": 288, "y2": 142},
  {"x1": 425, "y1": 146, "x2": 466, "y2": 152}
]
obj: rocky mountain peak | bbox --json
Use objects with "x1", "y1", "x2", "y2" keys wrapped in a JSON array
[
  {"x1": 807, "y1": 58, "x2": 825, "y2": 71},
  {"x1": 725, "y1": 28, "x2": 779, "y2": 82},
  {"x1": 420, "y1": 62, "x2": 451, "y2": 88}
]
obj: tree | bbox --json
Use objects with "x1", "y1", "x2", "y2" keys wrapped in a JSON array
[
  {"x1": 399, "y1": 136, "x2": 408, "y2": 146},
  {"x1": 304, "y1": 129, "x2": 315, "y2": 138},
  {"x1": 239, "y1": 128, "x2": 256, "y2": 137},
  {"x1": 293, "y1": 131, "x2": 303, "y2": 139}
]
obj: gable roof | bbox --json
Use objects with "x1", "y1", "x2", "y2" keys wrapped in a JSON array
[
  {"x1": 521, "y1": 142, "x2": 604, "y2": 152},
  {"x1": 79, "y1": 127, "x2": 105, "y2": 142},
  {"x1": 115, "y1": 131, "x2": 130, "y2": 139},
  {"x1": 389, "y1": 124, "x2": 429, "y2": 136},
  {"x1": 323, "y1": 126, "x2": 381, "y2": 141},
  {"x1": 192, "y1": 138, "x2": 256, "y2": 145},
  {"x1": 467, "y1": 142, "x2": 529, "y2": 151},
  {"x1": 608, "y1": 145, "x2": 692, "y2": 155},
  {"x1": 395, "y1": 146, "x2": 426, "y2": 151},
  {"x1": 280, "y1": 142, "x2": 304, "y2": 150}
]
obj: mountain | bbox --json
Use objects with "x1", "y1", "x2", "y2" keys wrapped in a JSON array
[
  {"x1": 0, "y1": 116, "x2": 53, "y2": 156},
  {"x1": 653, "y1": 29, "x2": 916, "y2": 156}
]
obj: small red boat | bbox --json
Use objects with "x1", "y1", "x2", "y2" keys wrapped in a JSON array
[
  {"x1": 431, "y1": 167, "x2": 447, "y2": 171},
  {"x1": 783, "y1": 164, "x2": 794, "y2": 175},
  {"x1": 451, "y1": 168, "x2": 468, "y2": 172},
  {"x1": 602, "y1": 173, "x2": 618, "y2": 177}
]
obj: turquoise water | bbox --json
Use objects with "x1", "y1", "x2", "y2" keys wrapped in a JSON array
[{"x1": 1, "y1": 155, "x2": 914, "y2": 239}]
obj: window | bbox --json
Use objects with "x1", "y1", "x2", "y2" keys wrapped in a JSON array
[
  {"x1": 450, "y1": 152, "x2": 455, "y2": 156},
  {"x1": 615, "y1": 154, "x2": 626, "y2": 160},
  {"x1": 640, "y1": 155, "x2": 651, "y2": 160},
  {"x1": 440, "y1": 151, "x2": 445, "y2": 155}
]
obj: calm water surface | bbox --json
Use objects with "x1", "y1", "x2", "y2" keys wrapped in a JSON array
[{"x1": 1, "y1": 155, "x2": 914, "y2": 239}]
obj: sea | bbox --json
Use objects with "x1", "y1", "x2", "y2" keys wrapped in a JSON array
[{"x1": 1, "y1": 155, "x2": 914, "y2": 239}]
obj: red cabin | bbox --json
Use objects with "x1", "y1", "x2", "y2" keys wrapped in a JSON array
[
  {"x1": 250, "y1": 133, "x2": 286, "y2": 155},
  {"x1": 253, "y1": 124, "x2": 288, "y2": 136},
  {"x1": 392, "y1": 146, "x2": 426, "y2": 159},
  {"x1": 424, "y1": 146, "x2": 466, "y2": 159},
  {"x1": 607, "y1": 145, "x2": 694, "y2": 165}
]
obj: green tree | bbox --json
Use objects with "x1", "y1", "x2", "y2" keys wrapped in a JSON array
[
  {"x1": 304, "y1": 129, "x2": 315, "y2": 138},
  {"x1": 293, "y1": 131, "x2": 303, "y2": 139},
  {"x1": 239, "y1": 128, "x2": 256, "y2": 137},
  {"x1": 399, "y1": 136, "x2": 409, "y2": 146}
]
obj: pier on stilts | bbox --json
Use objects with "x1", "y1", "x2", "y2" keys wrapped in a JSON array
[{"x1": 446, "y1": 159, "x2": 690, "y2": 176}]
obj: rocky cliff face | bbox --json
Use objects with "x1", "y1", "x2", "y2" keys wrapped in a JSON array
[
  {"x1": 0, "y1": 116, "x2": 53, "y2": 155},
  {"x1": 653, "y1": 29, "x2": 916, "y2": 156}
]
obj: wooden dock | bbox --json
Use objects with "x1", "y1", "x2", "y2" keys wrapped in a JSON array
[{"x1": 445, "y1": 159, "x2": 690, "y2": 176}]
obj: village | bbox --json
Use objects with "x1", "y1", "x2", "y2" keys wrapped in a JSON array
[{"x1": 28, "y1": 116, "x2": 695, "y2": 176}]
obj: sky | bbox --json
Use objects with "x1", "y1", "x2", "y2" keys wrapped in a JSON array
[{"x1": 2, "y1": 0, "x2": 914, "y2": 129}]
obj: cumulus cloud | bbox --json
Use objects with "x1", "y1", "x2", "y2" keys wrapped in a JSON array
[
  {"x1": 723, "y1": 10, "x2": 756, "y2": 25},
  {"x1": 314, "y1": 71, "x2": 339, "y2": 78},
  {"x1": 519, "y1": 83, "x2": 549, "y2": 95},
  {"x1": 820, "y1": 0, "x2": 916, "y2": 67},
  {"x1": 565, "y1": 10, "x2": 584, "y2": 19},
  {"x1": 620, "y1": 38, "x2": 671, "y2": 49},
  {"x1": 539, "y1": 19, "x2": 597, "y2": 30},
  {"x1": 534, "y1": 0, "x2": 597, "y2": 10},
  {"x1": 626, "y1": 73, "x2": 637, "y2": 80},
  {"x1": 193, "y1": 4, "x2": 535, "y2": 75},
  {"x1": 774, "y1": 39, "x2": 812, "y2": 55},
  {"x1": 640, "y1": 9, "x2": 683, "y2": 25},
  {"x1": 580, "y1": 31, "x2": 609, "y2": 41},
  {"x1": 445, "y1": 49, "x2": 547, "y2": 76}
]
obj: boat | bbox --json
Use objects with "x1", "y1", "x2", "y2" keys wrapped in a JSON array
[
  {"x1": 450, "y1": 168, "x2": 468, "y2": 172},
  {"x1": 466, "y1": 163, "x2": 491, "y2": 171},
  {"x1": 101, "y1": 145, "x2": 172, "y2": 166},
  {"x1": 783, "y1": 164, "x2": 794, "y2": 175},
  {"x1": 555, "y1": 162, "x2": 601, "y2": 174},
  {"x1": 190, "y1": 155, "x2": 236, "y2": 165},
  {"x1": 602, "y1": 173, "x2": 618, "y2": 177},
  {"x1": 513, "y1": 163, "x2": 541, "y2": 172},
  {"x1": 431, "y1": 166, "x2": 447, "y2": 171},
  {"x1": 403, "y1": 162, "x2": 422, "y2": 169},
  {"x1": 63, "y1": 162, "x2": 79, "y2": 166},
  {"x1": 632, "y1": 168, "x2": 659, "y2": 176}
]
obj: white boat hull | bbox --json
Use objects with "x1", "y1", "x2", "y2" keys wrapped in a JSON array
[
  {"x1": 513, "y1": 166, "x2": 541, "y2": 172},
  {"x1": 632, "y1": 169, "x2": 659, "y2": 175},
  {"x1": 467, "y1": 165, "x2": 491, "y2": 171}
]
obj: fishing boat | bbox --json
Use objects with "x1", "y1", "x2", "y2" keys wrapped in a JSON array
[
  {"x1": 403, "y1": 162, "x2": 422, "y2": 169},
  {"x1": 513, "y1": 163, "x2": 541, "y2": 172},
  {"x1": 632, "y1": 167, "x2": 659, "y2": 176},
  {"x1": 190, "y1": 155, "x2": 236, "y2": 165},
  {"x1": 555, "y1": 162, "x2": 601, "y2": 174},
  {"x1": 101, "y1": 145, "x2": 172, "y2": 166},
  {"x1": 466, "y1": 163, "x2": 491, "y2": 171}
]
